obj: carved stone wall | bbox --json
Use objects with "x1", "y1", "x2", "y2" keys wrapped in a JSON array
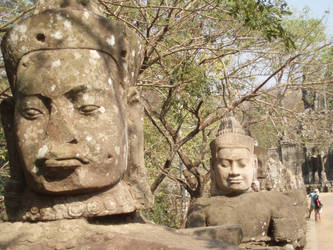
[
  {"x1": 256, "y1": 144, "x2": 305, "y2": 192},
  {"x1": 304, "y1": 145, "x2": 333, "y2": 192},
  {"x1": 326, "y1": 147, "x2": 333, "y2": 180},
  {"x1": 264, "y1": 140, "x2": 333, "y2": 192}
]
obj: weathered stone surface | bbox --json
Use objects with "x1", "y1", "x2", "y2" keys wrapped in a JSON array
[
  {"x1": 261, "y1": 156, "x2": 304, "y2": 192},
  {"x1": 326, "y1": 147, "x2": 333, "y2": 180},
  {"x1": 0, "y1": 216, "x2": 238, "y2": 250},
  {"x1": 178, "y1": 225, "x2": 243, "y2": 245},
  {"x1": 240, "y1": 242, "x2": 295, "y2": 250},
  {"x1": 256, "y1": 143, "x2": 305, "y2": 193},
  {"x1": 2, "y1": 3, "x2": 143, "y2": 88},
  {"x1": 279, "y1": 141, "x2": 305, "y2": 178},
  {"x1": 34, "y1": 0, "x2": 104, "y2": 15},
  {"x1": 187, "y1": 115, "x2": 307, "y2": 249},
  {"x1": 210, "y1": 114, "x2": 257, "y2": 196},
  {"x1": 186, "y1": 190, "x2": 307, "y2": 249},
  {"x1": 1, "y1": 0, "x2": 153, "y2": 221}
]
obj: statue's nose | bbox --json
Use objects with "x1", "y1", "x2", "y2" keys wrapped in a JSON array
[
  {"x1": 46, "y1": 107, "x2": 78, "y2": 145},
  {"x1": 230, "y1": 161, "x2": 240, "y2": 175}
]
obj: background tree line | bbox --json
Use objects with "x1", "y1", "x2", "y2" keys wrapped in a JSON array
[{"x1": 0, "y1": 0, "x2": 332, "y2": 227}]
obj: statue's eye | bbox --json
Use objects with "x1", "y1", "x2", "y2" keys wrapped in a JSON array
[
  {"x1": 238, "y1": 160, "x2": 247, "y2": 168},
  {"x1": 79, "y1": 105, "x2": 100, "y2": 115},
  {"x1": 21, "y1": 108, "x2": 44, "y2": 120},
  {"x1": 220, "y1": 160, "x2": 230, "y2": 168}
]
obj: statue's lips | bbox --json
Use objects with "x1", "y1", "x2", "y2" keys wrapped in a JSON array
[
  {"x1": 228, "y1": 178, "x2": 243, "y2": 184},
  {"x1": 44, "y1": 158, "x2": 89, "y2": 169},
  {"x1": 41, "y1": 158, "x2": 89, "y2": 181}
]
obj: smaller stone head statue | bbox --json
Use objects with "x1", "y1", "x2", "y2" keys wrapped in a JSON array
[
  {"x1": 210, "y1": 114, "x2": 258, "y2": 196},
  {"x1": 1, "y1": 0, "x2": 152, "y2": 221}
]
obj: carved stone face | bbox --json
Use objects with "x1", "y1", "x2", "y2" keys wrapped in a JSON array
[
  {"x1": 14, "y1": 49, "x2": 127, "y2": 195},
  {"x1": 213, "y1": 147, "x2": 254, "y2": 195}
]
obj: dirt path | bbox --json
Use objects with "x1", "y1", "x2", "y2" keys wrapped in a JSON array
[{"x1": 304, "y1": 192, "x2": 333, "y2": 250}]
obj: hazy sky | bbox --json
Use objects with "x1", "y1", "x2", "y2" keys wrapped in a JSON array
[{"x1": 287, "y1": 0, "x2": 333, "y2": 36}]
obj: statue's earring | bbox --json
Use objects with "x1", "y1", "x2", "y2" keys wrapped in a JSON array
[{"x1": 251, "y1": 156, "x2": 260, "y2": 192}]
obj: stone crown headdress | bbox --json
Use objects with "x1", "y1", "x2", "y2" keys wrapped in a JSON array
[
  {"x1": 211, "y1": 114, "x2": 255, "y2": 154},
  {"x1": 1, "y1": 0, "x2": 144, "y2": 95}
]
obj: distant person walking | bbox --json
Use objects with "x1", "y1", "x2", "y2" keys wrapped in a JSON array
[{"x1": 308, "y1": 188, "x2": 322, "y2": 222}]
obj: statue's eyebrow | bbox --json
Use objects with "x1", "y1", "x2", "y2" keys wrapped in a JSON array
[
  {"x1": 65, "y1": 85, "x2": 105, "y2": 99},
  {"x1": 17, "y1": 93, "x2": 51, "y2": 111},
  {"x1": 65, "y1": 85, "x2": 98, "y2": 101},
  {"x1": 65, "y1": 85, "x2": 88, "y2": 97}
]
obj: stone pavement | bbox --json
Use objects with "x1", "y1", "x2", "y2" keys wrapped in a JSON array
[{"x1": 305, "y1": 192, "x2": 333, "y2": 250}]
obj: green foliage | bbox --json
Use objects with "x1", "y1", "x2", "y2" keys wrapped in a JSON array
[
  {"x1": 225, "y1": 0, "x2": 294, "y2": 48},
  {"x1": 249, "y1": 117, "x2": 280, "y2": 148},
  {"x1": 141, "y1": 185, "x2": 182, "y2": 228},
  {"x1": 0, "y1": 0, "x2": 33, "y2": 25},
  {"x1": 0, "y1": 163, "x2": 9, "y2": 196},
  {"x1": 283, "y1": 9, "x2": 326, "y2": 51}
]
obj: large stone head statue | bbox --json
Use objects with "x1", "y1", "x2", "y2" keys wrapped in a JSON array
[
  {"x1": 210, "y1": 114, "x2": 257, "y2": 196},
  {"x1": 1, "y1": 0, "x2": 153, "y2": 221}
]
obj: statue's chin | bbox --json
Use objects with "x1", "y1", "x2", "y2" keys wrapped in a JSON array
[
  {"x1": 24, "y1": 163, "x2": 125, "y2": 195},
  {"x1": 38, "y1": 183, "x2": 115, "y2": 196},
  {"x1": 29, "y1": 176, "x2": 121, "y2": 196},
  {"x1": 218, "y1": 185, "x2": 250, "y2": 196},
  {"x1": 228, "y1": 188, "x2": 249, "y2": 195}
]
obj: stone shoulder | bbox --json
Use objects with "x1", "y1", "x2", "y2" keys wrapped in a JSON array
[{"x1": 0, "y1": 219, "x2": 237, "y2": 250}]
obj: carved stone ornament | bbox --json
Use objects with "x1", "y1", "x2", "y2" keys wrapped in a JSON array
[
  {"x1": 210, "y1": 114, "x2": 258, "y2": 196},
  {"x1": 186, "y1": 190, "x2": 307, "y2": 249},
  {"x1": 186, "y1": 114, "x2": 308, "y2": 249},
  {"x1": 1, "y1": 0, "x2": 153, "y2": 221}
]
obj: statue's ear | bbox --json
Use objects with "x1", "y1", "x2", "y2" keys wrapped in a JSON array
[
  {"x1": 1, "y1": 98, "x2": 16, "y2": 161},
  {"x1": 210, "y1": 157, "x2": 220, "y2": 196},
  {"x1": 251, "y1": 155, "x2": 260, "y2": 192},
  {"x1": 0, "y1": 97, "x2": 25, "y2": 220},
  {"x1": 125, "y1": 86, "x2": 154, "y2": 208},
  {"x1": 0, "y1": 97, "x2": 15, "y2": 128},
  {"x1": 126, "y1": 86, "x2": 142, "y2": 174},
  {"x1": 127, "y1": 86, "x2": 140, "y2": 105},
  {"x1": 0, "y1": 97, "x2": 23, "y2": 181},
  {"x1": 253, "y1": 155, "x2": 258, "y2": 169},
  {"x1": 209, "y1": 142, "x2": 219, "y2": 175},
  {"x1": 209, "y1": 142, "x2": 219, "y2": 196},
  {"x1": 210, "y1": 158, "x2": 216, "y2": 181}
]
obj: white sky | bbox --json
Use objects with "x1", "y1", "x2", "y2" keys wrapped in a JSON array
[{"x1": 287, "y1": 0, "x2": 333, "y2": 36}]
